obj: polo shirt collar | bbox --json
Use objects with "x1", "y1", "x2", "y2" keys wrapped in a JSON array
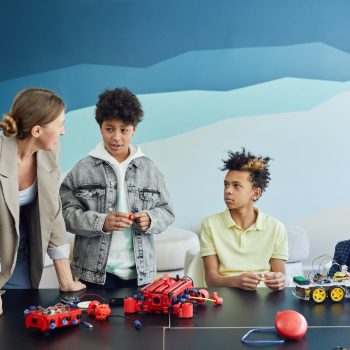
[{"x1": 223, "y1": 208, "x2": 264, "y2": 231}]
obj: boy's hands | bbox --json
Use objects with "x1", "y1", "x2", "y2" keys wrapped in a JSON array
[
  {"x1": 132, "y1": 212, "x2": 151, "y2": 231},
  {"x1": 103, "y1": 211, "x2": 133, "y2": 232},
  {"x1": 235, "y1": 273, "x2": 262, "y2": 291},
  {"x1": 103, "y1": 211, "x2": 151, "y2": 232},
  {"x1": 229, "y1": 272, "x2": 287, "y2": 291},
  {"x1": 263, "y1": 272, "x2": 287, "y2": 291},
  {"x1": 230, "y1": 272, "x2": 287, "y2": 291}
]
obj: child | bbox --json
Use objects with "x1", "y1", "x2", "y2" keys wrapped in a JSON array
[
  {"x1": 328, "y1": 240, "x2": 350, "y2": 277},
  {"x1": 59, "y1": 88, "x2": 175, "y2": 288},
  {"x1": 200, "y1": 149, "x2": 288, "y2": 291}
]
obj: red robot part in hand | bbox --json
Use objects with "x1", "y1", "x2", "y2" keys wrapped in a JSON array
[
  {"x1": 87, "y1": 301, "x2": 111, "y2": 320},
  {"x1": 24, "y1": 304, "x2": 82, "y2": 332},
  {"x1": 124, "y1": 274, "x2": 223, "y2": 319}
]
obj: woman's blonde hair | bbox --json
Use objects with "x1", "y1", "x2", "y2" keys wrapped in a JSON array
[{"x1": 0, "y1": 88, "x2": 65, "y2": 139}]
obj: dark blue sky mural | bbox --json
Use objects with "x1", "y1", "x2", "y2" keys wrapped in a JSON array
[{"x1": 1, "y1": 0, "x2": 350, "y2": 112}]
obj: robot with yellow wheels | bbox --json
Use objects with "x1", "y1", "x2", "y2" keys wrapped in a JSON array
[{"x1": 293, "y1": 276, "x2": 349, "y2": 304}]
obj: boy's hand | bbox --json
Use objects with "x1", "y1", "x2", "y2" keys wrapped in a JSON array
[
  {"x1": 132, "y1": 212, "x2": 151, "y2": 231},
  {"x1": 0, "y1": 295, "x2": 3, "y2": 315},
  {"x1": 103, "y1": 211, "x2": 133, "y2": 232},
  {"x1": 235, "y1": 273, "x2": 262, "y2": 291},
  {"x1": 263, "y1": 272, "x2": 287, "y2": 291}
]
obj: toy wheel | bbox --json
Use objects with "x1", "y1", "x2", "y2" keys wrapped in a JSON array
[
  {"x1": 198, "y1": 289, "x2": 209, "y2": 299},
  {"x1": 192, "y1": 289, "x2": 209, "y2": 304},
  {"x1": 329, "y1": 286, "x2": 345, "y2": 302},
  {"x1": 210, "y1": 292, "x2": 223, "y2": 305},
  {"x1": 312, "y1": 287, "x2": 326, "y2": 303}
]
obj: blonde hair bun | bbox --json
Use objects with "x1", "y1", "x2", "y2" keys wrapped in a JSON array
[{"x1": 0, "y1": 114, "x2": 17, "y2": 137}]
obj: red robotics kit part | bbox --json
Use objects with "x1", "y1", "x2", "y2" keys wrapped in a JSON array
[
  {"x1": 24, "y1": 304, "x2": 82, "y2": 332},
  {"x1": 87, "y1": 301, "x2": 111, "y2": 320},
  {"x1": 124, "y1": 274, "x2": 223, "y2": 319}
]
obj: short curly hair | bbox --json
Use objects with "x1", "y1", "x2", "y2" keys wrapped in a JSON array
[
  {"x1": 95, "y1": 88, "x2": 143, "y2": 127},
  {"x1": 221, "y1": 148, "x2": 271, "y2": 193}
]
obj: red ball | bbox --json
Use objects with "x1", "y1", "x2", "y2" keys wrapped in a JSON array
[{"x1": 275, "y1": 310, "x2": 308, "y2": 340}]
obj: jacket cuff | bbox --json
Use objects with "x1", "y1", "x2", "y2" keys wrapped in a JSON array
[
  {"x1": 94, "y1": 213, "x2": 110, "y2": 234},
  {"x1": 142, "y1": 210, "x2": 154, "y2": 234},
  {"x1": 47, "y1": 243, "x2": 70, "y2": 260}
]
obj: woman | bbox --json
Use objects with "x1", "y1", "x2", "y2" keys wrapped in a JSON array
[{"x1": 0, "y1": 88, "x2": 85, "y2": 315}]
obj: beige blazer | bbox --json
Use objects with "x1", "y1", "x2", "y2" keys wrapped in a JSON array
[{"x1": 0, "y1": 135, "x2": 67, "y2": 288}]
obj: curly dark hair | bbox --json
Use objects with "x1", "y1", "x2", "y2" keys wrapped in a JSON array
[
  {"x1": 95, "y1": 88, "x2": 143, "y2": 127},
  {"x1": 221, "y1": 148, "x2": 272, "y2": 193}
]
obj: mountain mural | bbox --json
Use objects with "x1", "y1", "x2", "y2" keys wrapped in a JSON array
[
  {"x1": 2, "y1": 43, "x2": 350, "y2": 112},
  {"x1": 59, "y1": 77, "x2": 350, "y2": 170}
]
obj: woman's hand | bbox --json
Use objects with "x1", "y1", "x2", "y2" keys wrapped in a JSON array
[
  {"x1": 0, "y1": 295, "x2": 3, "y2": 315},
  {"x1": 53, "y1": 258, "x2": 86, "y2": 292},
  {"x1": 59, "y1": 280, "x2": 86, "y2": 292}
]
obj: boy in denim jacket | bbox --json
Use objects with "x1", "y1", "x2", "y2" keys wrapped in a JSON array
[{"x1": 60, "y1": 88, "x2": 175, "y2": 288}]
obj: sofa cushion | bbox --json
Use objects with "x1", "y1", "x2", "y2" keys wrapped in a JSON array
[{"x1": 154, "y1": 227, "x2": 200, "y2": 271}]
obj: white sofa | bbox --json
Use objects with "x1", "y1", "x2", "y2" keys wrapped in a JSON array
[
  {"x1": 40, "y1": 225, "x2": 309, "y2": 288},
  {"x1": 154, "y1": 227, "x2": 200, "y2": 275},
  {"x1": 40, "y1": 227, "x2": 200, "y2": 288}
]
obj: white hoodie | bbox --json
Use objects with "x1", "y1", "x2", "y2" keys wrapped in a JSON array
[{"x1": 88, "y1": 142, "x2": 144, "y2": 280}]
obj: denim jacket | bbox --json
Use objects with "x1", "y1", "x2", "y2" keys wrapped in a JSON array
[{"x1": 59, "y1": 155, "x2": 175, "y2": 286}]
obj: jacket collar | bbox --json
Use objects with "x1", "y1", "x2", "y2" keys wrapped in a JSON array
[
  {"x1": 0, "y1": 135, "x2": 59, "y2": 225},
  {"x1": 0, "y1": 135, "x2": 17, "y2": 178},
  {"x1": 0, "y1": 135, "x2": 58, "y2": 176},
  {"x1": 0, "y1": 136, "x2": 19, "y2": 225},
  {"x1": 89, "y1": 155, "x2": 145, "y2": 169}
]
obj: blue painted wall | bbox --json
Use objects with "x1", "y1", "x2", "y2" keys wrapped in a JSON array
[{"x1": 2, "y1": 0, "x2": 350, "y2": 263}]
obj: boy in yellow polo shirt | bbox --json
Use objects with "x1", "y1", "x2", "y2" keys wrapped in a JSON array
[{"x1": 200, "y1": 149, "x2": 288, "y2": 291}]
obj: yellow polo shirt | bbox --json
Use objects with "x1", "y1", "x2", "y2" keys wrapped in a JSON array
[{"x1": 200, "y1": 208, "x2": 288, "y2": 276}]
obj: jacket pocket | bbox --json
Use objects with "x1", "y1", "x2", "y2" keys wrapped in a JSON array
[
  {"x1": 138, "y1": 188, "x2": 160, "y2": 210},
  {"x1": 74, "y1": 186, "x2": 106, "y2": 212}
]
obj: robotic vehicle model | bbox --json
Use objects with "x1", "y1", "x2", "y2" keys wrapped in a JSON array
[
  {"x1": 24, "y1": 304, "x2": 82, "y2": 332},
  {"x1": 124, "y1": 274, "x2": 223, "y2": 318}
]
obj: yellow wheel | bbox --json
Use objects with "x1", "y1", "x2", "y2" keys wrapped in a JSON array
[
  {"x1": 329, "y1": 286, "x2": 345, "y2": 302},
  {"x1": 312, "y1": 287, "x2": 327, "y2": 303}
]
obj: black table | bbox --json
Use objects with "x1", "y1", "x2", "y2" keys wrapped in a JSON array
[{"x1": 1, "y1": 287, "x2": 350, "y2": 350}]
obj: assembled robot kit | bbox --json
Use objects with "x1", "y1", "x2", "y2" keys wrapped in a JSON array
[
  {"x1": 292, "y1": 256, "x2": 350, "y2": 304},
  {"x1": 24, "y1": 304, "x2": 82, "y2": 332},
  {"x1": 24, "y1": 274, "x2": 223, "y2": 333},
  {"x1": 124, "y1": 274, "x2": 223, "y2": 318}
]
